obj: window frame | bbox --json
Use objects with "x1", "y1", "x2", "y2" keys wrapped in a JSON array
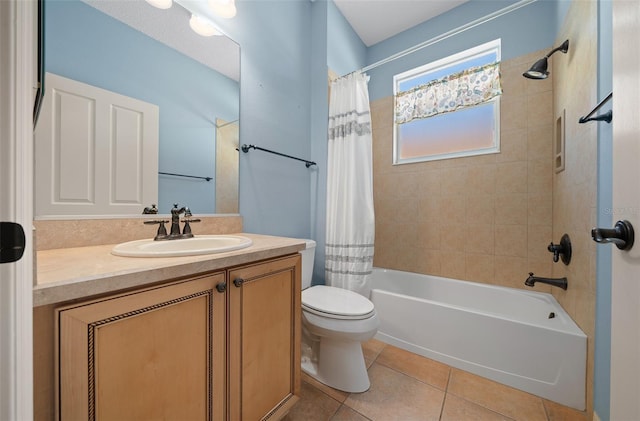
[{"x1": 392, "y1": 39, "x2": 502, "y2": 165}]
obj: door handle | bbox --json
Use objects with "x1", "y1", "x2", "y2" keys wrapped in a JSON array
[
  {"x1": 0, "y1": 222, "x2": 26, "y2": 264},
  {"x1": 591, "y1": 220, "x2": 634, "y2": 250}
]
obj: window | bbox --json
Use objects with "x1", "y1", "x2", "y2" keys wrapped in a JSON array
[{"x1": 393, "y1": 39, "x2": 501, "y2": 164}]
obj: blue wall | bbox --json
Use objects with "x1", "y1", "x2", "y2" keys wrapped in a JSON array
[
  {"x1": 365, "y1": 0, "x2": 560, "y2": 101},
  {"x1": 216, "y1": 0, "x2": 313, "y2": 239},
  {"x1": 309, "y1": 1, "x2": 367, "y2": 285},
  {"x1": 45, "y1": 0, "x2": 239, "y2": 215},
  {"x1": 326, "y1": 0, "x2": 367, "y2": 76}
]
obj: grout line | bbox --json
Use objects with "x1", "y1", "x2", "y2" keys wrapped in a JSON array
[{"x1": 439, "y1": 393, "x2": 448, "y2": 420}]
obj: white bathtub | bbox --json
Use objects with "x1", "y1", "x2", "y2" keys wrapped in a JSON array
[{"x1": 370, "y1": 268, "x2": 586, "y2": 410}]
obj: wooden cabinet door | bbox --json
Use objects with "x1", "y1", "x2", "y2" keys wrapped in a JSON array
[
  {"x1": 57, "y1": 273, "x2": 227, "y2": 420},
  {"x1": 228, "y1": 255, "x2": 301, "y2": 421}
]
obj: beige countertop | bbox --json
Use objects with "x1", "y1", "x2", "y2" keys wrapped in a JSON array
[{"x1": 34, "y1": 233, "x2": 307, "y2": 307}]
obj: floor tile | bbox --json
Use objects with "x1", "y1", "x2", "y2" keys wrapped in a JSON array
[
  {"x1": 441, "y1": 394, "x2": 514, "y2": 421},
  {"x1": 283, "y1": 381, "x2": 341, "y2": 421},
  {"x1": 362, "y1": 338, "x2": 386, "y2": 368},
  {"x1": 330, "y1": 405, "x2": 372, "y2": 421},
  {"x1": 301, "y1": 371, "x2": 350, "y2": 403},
  {"x1": 344, "y1": 363, "x2": 445, "y2": 421},
  {"x1": 292, "y1": 341, "x2": 588, "y2": 421},
  {"x1": 375, "y1": 344, "x2": 450, "y2": 390},
  {"x1": 543, "y1": 399, "x2": 588, "y2": 421},
  {"x1": 447, "y1": 369, "x2": 547, "y2": 421}
]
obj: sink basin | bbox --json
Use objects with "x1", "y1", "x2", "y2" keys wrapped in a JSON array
[{"x1": 111, "y1": 235, "x2": 253, "y2": 257}]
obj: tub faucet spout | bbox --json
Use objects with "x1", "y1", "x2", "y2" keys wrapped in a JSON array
[{"x1": 524, "y1": 272, "x2": 567, "y2": 290}]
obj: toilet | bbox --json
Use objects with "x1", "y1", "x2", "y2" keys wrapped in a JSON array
[{"x1": 299, "y1": 240, "x2": 379, "y2": 393}]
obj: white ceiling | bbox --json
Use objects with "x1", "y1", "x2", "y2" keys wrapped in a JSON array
[
  {"x1": 83, "y1": 0, "x2": 240, "y2": 81},
  {"x1": 333, "y1": 0, "x2": 471, "y2": 47}
]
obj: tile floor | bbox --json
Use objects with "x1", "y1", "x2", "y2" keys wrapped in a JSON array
[{"x1": 284, "y1": 339, "x2": 588, "y2": 421}]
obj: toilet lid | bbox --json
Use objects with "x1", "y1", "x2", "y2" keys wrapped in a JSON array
[{"x1": 302, "y1": 285, "x2": 374, "y2": 318}]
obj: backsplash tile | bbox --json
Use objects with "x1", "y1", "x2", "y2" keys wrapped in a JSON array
[{"x1": 33, "y1": 215, "x2": 243, "y2": 251}]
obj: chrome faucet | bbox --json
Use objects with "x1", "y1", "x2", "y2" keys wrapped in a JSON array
[
  {"x1": 144, "y1": 203, "x2": 200, "y2": 240},
  {"x1": 524, "y1": 272, "x2": 567, "y2": 290}
]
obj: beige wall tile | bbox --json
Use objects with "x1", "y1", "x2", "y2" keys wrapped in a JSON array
[
  {"x1": 372, "y1": 52, "x2": 555, "y2": 289},
  {"x1": 465, "y1": 225, "x2": 495, "y2": 255},
  {"x1": 527, "y1": 124, "x2": 553, "y2": 161},
  {"x1": 440, "y1": 224, "x2": 466, "y2": 252},
  {"x1": 466, "y1": 164, "x2": 497, "y2": 195},
  {"x1": 501, "y1": 96, "x2": 528, "y2": 131},
  {"x1": 495, "y1": 193, "x2": 528, "y2": 225},
  {"x1": 441, "y1": 251, "x2": 467, "y2": 280},
  {"x1": 496, "y1": 162, "x2": 528, "y2": 194},
  {"x1": 34, "y1": 216, "x2": 243, "y2": 250},
  {"x1": 496, "y1": 128, "x2": 527, "y2": 163},
  {"x1": 466, "y1": 195, "x2": 495, "y2": 226},
  {"x1": 494, "y1": 255, "x2": 528, "y2": 287},
  {"x1": 527, "y1": 90, "x2": 554, "y2": 128},
  {"x1": 495, "y1": 224, "x2": 527, "y2": 257},
  {"x1": 440, "y1": 195, "x2": 466, "y2": 225},
  {"x1": 527, "y1": 224, "x2": 554, "y2": 261},
  {"x1": 465, "y1": 253, "x2": 495, "y2": 283},
  {"x1": 441, "y1": 167, "x2": 469, "y2": 195},
  {"x1": 528, "y1": 194, "x2": 553, "y2": 226}
]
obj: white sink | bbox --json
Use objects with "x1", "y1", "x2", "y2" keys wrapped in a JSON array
[{"x1": 111, "y1": 235, "x2": 253, "y2": 257}]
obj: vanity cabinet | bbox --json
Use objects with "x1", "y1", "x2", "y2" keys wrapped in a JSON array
[{"x1": 56, "y1": 254, "x2": 301, "y2": 420}]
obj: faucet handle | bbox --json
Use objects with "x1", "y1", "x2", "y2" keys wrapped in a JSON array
[
  {"x1": 144, "y1": 219, "x2": 169, "y2": 240},
  {"x1": 181, "y1": 218, "x2": 201, "y2": 237},
  {"x1": 547, "y1": 234, "x2": 572, "y2": 265}
]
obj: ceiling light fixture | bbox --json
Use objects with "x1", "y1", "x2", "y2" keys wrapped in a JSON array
[
  {"x1": 145, "y1": 0, "x2": 173, "y2": 10},
  {"x1": 523, "y1": 40, "x2": 569, "y2": 80},
  {"x1": 189, "y1": 14, "x2": 222, "y2": 37},
  {"x1": 208, "y1": 0, "x2": 237, "y2": 19}
]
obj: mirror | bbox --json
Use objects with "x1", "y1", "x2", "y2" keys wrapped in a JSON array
[{"x1": 38, "y1": 0, "x2": 240, "y2": 216}]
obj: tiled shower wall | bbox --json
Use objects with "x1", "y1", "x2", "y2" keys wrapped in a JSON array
[
  {"x1": 552, "y1": 0, "x2": 598, "y2": 415},
  {"x1": 372, "y1": 50, "x2": 556, "y2": 292}
]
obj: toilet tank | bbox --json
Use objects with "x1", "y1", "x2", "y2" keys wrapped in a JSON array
[{"x1": 300, "y1": 239, "x2": 316, "y2": 289}]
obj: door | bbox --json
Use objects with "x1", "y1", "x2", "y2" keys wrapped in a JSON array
[
  {"x1": 610, "y1": 1, "x2": 640, "y2": 419},
  {"x1": 0, "y1": 0, "x2": 35, "y2": 419}
]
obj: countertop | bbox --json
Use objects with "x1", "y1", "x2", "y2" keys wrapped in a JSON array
[{"x1": 34, "y1": 233, "x2": 307, "y2": 307}]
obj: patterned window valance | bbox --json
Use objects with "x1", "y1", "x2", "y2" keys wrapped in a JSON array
[{"x1": 395, "y1": 62, "x2": 502, "y2": 125}]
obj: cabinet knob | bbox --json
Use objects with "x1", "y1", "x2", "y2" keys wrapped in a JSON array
[
  {"x1": 233, "y1": 278, "x2": 244, "y2": 288},
  {"x1": 215, "y1": 282, "x2": 227, "y2": 293}
]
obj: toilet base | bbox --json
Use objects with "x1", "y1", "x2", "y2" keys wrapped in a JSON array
[{"x1": 301, "y1": 337, "x2": 371, "y2": 393}]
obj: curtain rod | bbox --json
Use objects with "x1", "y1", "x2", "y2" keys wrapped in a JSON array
[{"x1": 349, "y1": 0, "x2": 537, "y2": 76}]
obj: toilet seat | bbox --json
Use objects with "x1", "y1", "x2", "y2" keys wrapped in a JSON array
[{"x1": 302, "y1": 285, "x2": 375, "y2": 320}]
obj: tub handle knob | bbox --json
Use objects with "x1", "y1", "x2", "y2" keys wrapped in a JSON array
[
  {"x1": 591, "y1": 220, "x2": 634, "y2": 251},
  {"x1": 547, "y1": 234, "x2": 571, "y2": 265}
]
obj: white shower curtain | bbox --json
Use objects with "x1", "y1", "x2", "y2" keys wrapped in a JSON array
[{"x1": 325, "y1": 71, "x2": 375, "y2": 297}]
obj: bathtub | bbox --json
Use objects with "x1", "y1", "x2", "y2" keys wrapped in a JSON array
[{"x1": 370, "y1": 268, "x2": 586, "y2": 410}]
